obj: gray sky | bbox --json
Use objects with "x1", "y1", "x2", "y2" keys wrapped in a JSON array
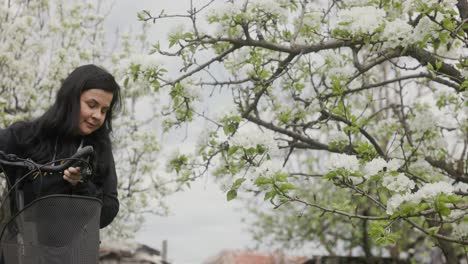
[{"x1": 106, "y1": 1, "x2": 255, "y2": 263}]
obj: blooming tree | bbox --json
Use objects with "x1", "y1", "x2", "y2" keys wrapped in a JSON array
[
  {"x1": 0, "y1": 0, "x2": 169, "y2": 240},
  {"x1": 135, "y1": 0, "x2": 468, "y2": 262}
]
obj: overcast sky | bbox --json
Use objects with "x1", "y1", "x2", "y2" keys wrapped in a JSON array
[{"x1": 106, "y1": 1, "x2": 256, "y2": 263}]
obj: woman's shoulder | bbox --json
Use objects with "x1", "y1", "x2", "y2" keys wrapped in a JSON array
[
  {"x1": 0, "y1": 121, "x2": 34, "y2": 153},
  {"x1": 8, "y1": 121, "x2": 37, "y2": 139}
]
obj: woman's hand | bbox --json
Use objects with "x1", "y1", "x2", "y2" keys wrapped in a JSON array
[{"x1": 63, "y1": 167, "x2": 81, "y2": 186}]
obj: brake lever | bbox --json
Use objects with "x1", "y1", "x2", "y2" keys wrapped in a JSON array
[{"x1": 74, "y1": 158, "x2": 93, "y2": 182}]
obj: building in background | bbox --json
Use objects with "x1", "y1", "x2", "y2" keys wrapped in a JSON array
[
  {"x1": 100, "y1": 242, "x2": 170, "y2": 264},
  {"x1": 203, "y1": 250, "x2": 307, "y2": 264}
]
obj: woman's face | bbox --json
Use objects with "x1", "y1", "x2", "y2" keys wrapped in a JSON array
[{"x1": 78, "y1": 88, "x2": 113, "y2": 136}]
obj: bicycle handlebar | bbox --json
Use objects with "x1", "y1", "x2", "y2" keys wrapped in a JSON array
[{"x1": 0, "y1": 146, "x2": 94, "y2": 172}]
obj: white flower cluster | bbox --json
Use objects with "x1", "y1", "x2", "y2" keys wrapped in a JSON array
[
  {"x1": 437, "y1": 39, "x2": 464, "y2": 59},
  {"x1": 452, "y1": 222, "x2": 468, "y2": 239},
  {"x1": 382, "y1": 173, "x2": 415, "y2": 193},
  {"x1": 412, "y1": 182, "x2": 454, "y2": 204},
  {"x1": 380, "y1": 19, "x2": 413, "y2": 49},
  {"x1": 403, "y1": 0, "x2": 458, "y2": 14},
  {"x1": 251, "y1": 159, "x2": 283, "y2": 179},
  {"x1": 336, "y1": 6, "x2": 386, "y2": 35},
  {"x1": 363, "y1": 157, "x2": 401, "y2": 178},
  {"x1": 179, "y1": 79, "x2": 202, "y2": 100},
  {"x1": 318, "y1": 50, "x2": 355, "y2": 83},
  {"x1": 328, "y1": 131, "x2": 348, "y2": 144},
  {"x1": 326, "y1": 153, "x2": 360, "y2": 172},
  {"x1": 333, "y1": 1, "x2": 457, "y2": 49},
  {"x1": 115, "y1": 54, "x2": 165, "y2": 96},
  {"x1": 120, "y1": 54, "x2": 161, "y2": 73},
  {"x1": 230, "y1": 129, "x2": 279, "y2": 153},
  {"x1": 453, "y1": 182, "x2": 468, "y2": 193},
  {"x1": 343, "y1": 0, "x2": 372, "y2": 7},
  {"x1": 447, "y1": 210, "x2": 465, "y2": 221},
  {"x1": 386, "y1": 182, "x2": 454, "y2": 215},
  {"x1": 410, "y1": 110, "x2": 439, "y2": 133},
  {"x1": 250, "y1": 0, "x2": 287, "y2": 20},
  {"x1": 208, "y1": 0, "x2": 287, "y2": 37},
  {"x1": 412, "y1": 16, "x2": 438, "y2": 44},
  {"x1": 386, "y1": 194, "x2": 409, "y2": 215},
  {"x1": 363, "y1": 158, "x2": 387, "y2": 176}
]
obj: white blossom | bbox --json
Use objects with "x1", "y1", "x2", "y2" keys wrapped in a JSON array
[
  {"x1": 336, "y1": 6, "x2": 386, "y2": 35},
  {"x1": 452, "y1": 222, "x2": 468, "y2": 239},
  {"x1": 328, "y1": 131, "x2": 348, "y2": 144},
  {"x1": 386, "y1": 159, "x2": 402, "y2": 171},
  {"x1": 363, "y1": 158, "x2": 401, "y2": 178},
  {"x1": 301, "y1": 12, "x2": 322, "y2": 31},
  {"x1": 411, "y1": 182, "x2": 454, "y2": 204},
  {"x1": 250, "y1": 0, "x2": 287, "y2": 22},
  {"x1": 230, "y1": 129, "x2": 278, "y2": 153},
  {"x1": 363, "y1": 157, "x2": 387, "y2": 177},
  {"x1": 122, "y1": 54, "x2": 161, "y2": 72},
  {"x1": 343, "y1": 0, "x2": 372, "y2": 7},
  {"x1": 251, "y1": 159, "x2": 283, "y2": 179},
  {"x1": 386, "y1": 194, "x2": 409, "y2": 215},
  {"x1": 412, "y1": 16, "x2": 438, "y2": 44},
  {"x1": 180, "y1": 79, "x2": 202, "y2": 100},
  {"x1": 382, "y1": 173, "x2": 415, "y2": 193},
  {"x1": 447, "y1": 210, "x2": 466, "y2": 221},
  {"x1": 404, "y1": 0, "x2": 458, "y2": 14},
  {"x1": 327, "y1": 154, "x2": 360, "y2": 172},
  {"x1": 453, "y1": 182, "x2": 468, "y2": 193},
  {"x1": 410, "y1": 110, "x2": 439, "y2": 132},
  {"x1": 437, "y1": 39, "x2": 464, "y2": 59},
  {"x1": 207, "y1": 0, "x2": 287, "y2": 29},
  {"x1": 385, "y1": 181, "x2": 454, "y2": 215},
  {"x1": 380, "y1": 19, "x2": 413, "y2": 49},
  {"x1": 318, "y1": 50, "x2": 355, "y2": 82}
]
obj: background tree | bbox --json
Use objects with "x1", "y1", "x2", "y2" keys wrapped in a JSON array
[
  {"x1": 135, "y1": 0, "x2": 468, "y2": 262},
  {"x1": 0, "y1": 0, "x2": 170, "y2": 240}
]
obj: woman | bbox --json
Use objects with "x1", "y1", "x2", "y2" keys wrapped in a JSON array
[{"x1": 0, "y1": 64, "x2": 120, "y2": 228}]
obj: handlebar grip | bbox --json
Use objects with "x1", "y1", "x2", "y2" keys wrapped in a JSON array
[
  {"x1": 39, "y1": 146, "x2": 94, "y2": 172},
  {"x1": 0, "y1": 146, "x2": 94, "y2": 173},
  {"x1": 71, "y1": 146, "x2": 94, "y2": 160},
  {"x1": 0, "y1": 150, "x2": 18, "y2": 161}
]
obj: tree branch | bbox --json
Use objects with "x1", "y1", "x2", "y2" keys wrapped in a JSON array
[
  {"x1": 319, "y1": 110, "x2": 386, "y2": 158},
  {"x1": 245, "y1": 114, "x2": 332, "y2": 151}
]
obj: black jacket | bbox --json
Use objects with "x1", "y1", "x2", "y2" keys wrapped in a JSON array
[{"x1": 0, "y1": 123, "x2": 119, "y2": 228}]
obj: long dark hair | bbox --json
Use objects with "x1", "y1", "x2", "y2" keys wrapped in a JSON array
[{"x1": 14, "y1": 64, "x2": 121, "y2": 173}]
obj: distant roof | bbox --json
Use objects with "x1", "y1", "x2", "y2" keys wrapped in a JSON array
[
  {"x1": 203, "y1": 250, "x2": 307, "y2": 264},
  {"x1": 100, "y1": 243, "x2": 169, "y2": 264}
]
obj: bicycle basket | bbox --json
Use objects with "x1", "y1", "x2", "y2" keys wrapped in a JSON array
[{"x1": 0, "y1": 195, "x2": 102, "y2": 264}]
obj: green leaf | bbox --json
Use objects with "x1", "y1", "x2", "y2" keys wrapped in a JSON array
[
  {"x1": 428, "y1": 226, "x2": 440, "y2": 235},
  {"x1": 279, "y1": 183, "x2": 296, "y2": 192},
  {"x1": 369, "y1": 222, "x2": 385, "y2": 237},
  {"x1": 223, "y1": 122, "x2": 238, "y2": 136},
  {"x1": 275, "y1": 173, "x2": 288, "y2": 182},
  {"x1": 232, "y1": 178, "x2": 246, "y2": 190},
  {"x1": 279, "y1": 110, "x2": 291, "y2": 125},
  {"x1": 256, "y1": 144, "x2": 266, "y2": 154},
  {"x1": 227, "y1": 146, "x2": 240, "y2": 156},
  {"x1": 435, "y1": 194, "x2": 452, "y2": 216},
  {"x1": 427, "y1": 63, "x2": 434, "y2": 71},
  {"x1": 264, "y1": 190, "x2": 277, "y2": 201},
  {"x1": 255, "y1": 177, "x2": 272, "y2": 186},
  {"x1": 227, "y1": 189, "x2": 237, "y2": 201},
  {"x1": 460, "y1": 80, "x2": 468, "y2": 92},
  {"x1": 324, "y1": 171, "x2": 338, "y2": 180},
  {"x1": 435, "y1": 60, "x2": 442, "y2": 71}
]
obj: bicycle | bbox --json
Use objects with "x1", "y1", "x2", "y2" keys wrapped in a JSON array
[{"x1": 0, "y1": 146, "x2": 101, "y2": 264}]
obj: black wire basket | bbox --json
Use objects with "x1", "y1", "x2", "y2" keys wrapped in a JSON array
[{"x1": 0, "y1": 195, "x2": 101, "y2": 264}]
